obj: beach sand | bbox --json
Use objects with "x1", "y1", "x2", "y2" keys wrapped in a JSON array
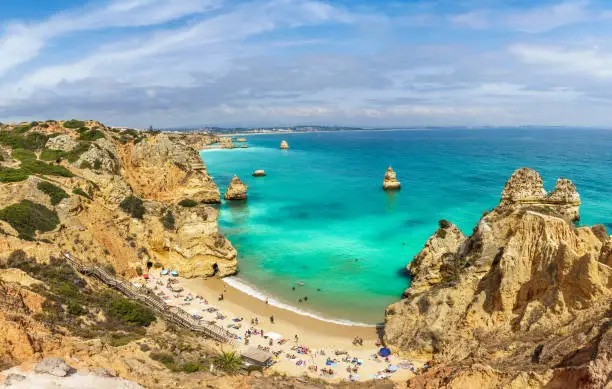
[{"x1": 143, "y1": 273, "x2": 419, "y2": 382}]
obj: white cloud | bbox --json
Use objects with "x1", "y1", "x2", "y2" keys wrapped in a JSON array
[
  {"x1": 510, "y1": 44, "x2": 612, "y2": 78},
  {"x1": 0, "y1": 0, "x2": 221, "y2": 77}
]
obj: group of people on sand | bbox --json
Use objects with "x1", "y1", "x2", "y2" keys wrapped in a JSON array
[{"x1": 352, "y1": 336, "x2": 364, "y2": 346}]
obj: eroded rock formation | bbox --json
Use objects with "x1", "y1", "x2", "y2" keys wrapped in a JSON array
[
  {"x1": 382, "y1": 166, "x2": 400, "y2": 190},
  {"x1": 280, "y1": 140, "x2": 289, "y2": 149},
  {"x1": 253, "y1": 170, "x2": 266, "y2": 177},
  {"x1": 224, "y1": 175, "x2": 248, "y2": 200},
  {"x1": 384, "y1": 168, "x2": 611, "y2": 387}
]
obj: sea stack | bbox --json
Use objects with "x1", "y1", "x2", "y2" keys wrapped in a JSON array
[
  {"x1": 224, "y1": 175, "x2": 248, "y2": 200},
  {"x1": 382, "y1": 166, "x2": 401, "y2": 190},
  {"x1": 253, "y1": 170, "x2": 266, "y2": 177},
  {"x1": 219, "y1": 137, "x2": 234, "y2": 149},
  {"x1": 236, "y1": 137, "x2": 247, "y2": 142},
  {"x1": 280, "y1": 140, "x2": 289, "y2": 149}
]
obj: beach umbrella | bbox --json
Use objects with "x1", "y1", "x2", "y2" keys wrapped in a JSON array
[
  {"x1": 170, "y1": 270, "x2": 179, "y2": 277},
  {"x1": 379, "y1": 347, "x2": 391, "y2": 357}
]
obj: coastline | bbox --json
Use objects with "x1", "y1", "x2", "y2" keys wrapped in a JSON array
[
  {"x1": 222, "y1": 276, "x2": 377, "y2": 327},
  {"x1": 180, "y1": 277, "x2": 380, "y2": 349}
]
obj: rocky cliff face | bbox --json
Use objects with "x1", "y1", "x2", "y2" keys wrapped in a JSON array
[
  {"x1": 384, "y1": 168, "x2": 611, "y2": 387},
  {"x1": 0, "y1": 122, "x2": 236, "y2": 278}
]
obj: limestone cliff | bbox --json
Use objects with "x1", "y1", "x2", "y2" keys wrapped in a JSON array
[
  {"x1": 384, "y1": 168, "x2": 611, "y2": 387},
  {"x1": 0, "y1": 121, "x2": 236, "y2": 278}
]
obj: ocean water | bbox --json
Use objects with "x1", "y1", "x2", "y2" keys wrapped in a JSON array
[{"x1": 200, "y1": 128, "x2": 612, "y2": 325}]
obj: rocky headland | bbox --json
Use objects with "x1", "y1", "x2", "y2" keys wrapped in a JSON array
[{"x1": 384, "y1": 168, "x2": 611, "y2": 388}]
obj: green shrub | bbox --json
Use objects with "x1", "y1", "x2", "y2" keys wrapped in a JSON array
[
  {"x1": 37, "y1": 181, "x2": 68, "y2": 205},
  {"x1": 13, "y1": 123, "x2": 34, "y2": 133},
  {"x1": 93, "y1": 159, "x2": 102, "y2": 169},
  {"x1": 0, "y1": 131, "x2": 48, "y2": 150},
  {"x1": 182, "y1": 362, "x2": 203, "y2": 373},
  {"x1": 78, "y1": 129, "x2": 105, "y2": 141},
  {"x1": 0, "y1": 200, "x2": 59, "y2": 240},
  {"x1": 64, "y1": 142, "x2": 90, "y2": 162},
  {"x1": 68, "y1": 301, "x2": 87, "y2": 316},
  {"x1": 72, "y1": 187, "x2": 92, "y2": 200},
  {"x1": 0, "y1": 167, "x2": 28, "y2": 182},
  {"x1": 212, "y1": 351, "x2": 242, "y2": 373},
  {"x1": 150, "y1": 352, "x2": 178, "y2": 371},
  {"x1": 161, "y1": 211, "x2": 175, "y2": 230},
  {"x1": 135, "y1": 266, "x2": 143, "y2": 276},
  {"x1": 107, "y1": 298, "x2": 155, "y2": 326},
  {"x1": 108, "y1": 332, "x2": 141, "y2": 347},
  {"x1": 20, "y1": 159, "x2": 73, "y2": 177},
  {"x1": 178, "y1": 199, "x2": 197, "y2": 207},
  {"x1": 120, "y1": 196, "x2": 145, "y2": 219},
  {"x1": 80, "y1": 161, "x2": 92, "y2": 169},
  {"x1": 12, "y1": 148, "x2": 36, "y2": 161},
  {"x1": 103, "y1": 263, "x2": 116, "y2": 275},
  {"x1": 63, "y1": 119, "x2": 86, "y2": 129},
  {"x1": 39, "y1": 149, "x2": 64, "y2": 161}
]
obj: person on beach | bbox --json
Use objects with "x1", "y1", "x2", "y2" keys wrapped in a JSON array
[{"x1": 270, "y1": 315, "x2": 274, "y2": 324}]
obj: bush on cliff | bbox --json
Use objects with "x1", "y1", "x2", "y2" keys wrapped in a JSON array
[
  {"x1": 178, "y1": 199, "x2": 198, "y2": 208},
  {"x1": 63, "y1": 119, "x2": 86, "y2": 129},
  {"x1": 107, "y1": 298, "x2": 155, "y2": 326},
  {"x1": 0, "y1": 200, "x2": 59, "y2": 240},
  {"x1": 72, "y1": 187, "x2": 92, "y2": 200},
  {"x1": 161, "y1": 210, "x2": 175, "y2": 230},
  {"x1": 0, "y1": 131, "x2": 48, "y2": 150},
  {"x1": 37, "y1": 181, "x2": 69, "y2": 205},
  {"x1": 78, "y1": 129, "x2": 105, "y2": 141},
  {"x1": 120, "y1": 195, "x2": 145, "y2": 219}
]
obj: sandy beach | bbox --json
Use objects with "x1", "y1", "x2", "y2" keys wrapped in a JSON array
[{"x1": 139, "y1": 272, "x2": 421, "y2": 383}]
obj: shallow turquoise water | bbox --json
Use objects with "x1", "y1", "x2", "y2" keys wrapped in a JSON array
[{"x1": 200, "y1": 128, "x2": 612, "y2": 324}]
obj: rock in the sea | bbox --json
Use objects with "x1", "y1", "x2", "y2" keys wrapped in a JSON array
[
  {"x1": 240, "y1": 144, "x2": 248, "y2": 148},
  {"x1": 224, "y1": 175, "x2": 248, "y2": 200},
  {"x1": 34, "y1": 358, "x2": 73, "y2": 377},
  {"x1": 252, "y1": 170, "x2": 266, "y2": 177},
  {"x1": 280, "y1": 140, "x2": 289, "y2": 149},
  {"x1": 45, "y1": 134, "x2": 78, "y2": 152},
  {"x1": 382, "y1": 166, "x2": 400, "y2": 190},
  {"x1": 236, "y1": 137, "x2": 247, "y2": 142},
  {"x1": 384, "y1": 168, "x2": 612, "y2": 371},
  {"x1": 219, "y1": 137, "x2": 234, "y2": 149}
]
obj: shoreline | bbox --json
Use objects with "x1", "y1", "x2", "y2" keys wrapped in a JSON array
[{"x1": 222, "y1": 276, "x2": 378, "y2": 327}]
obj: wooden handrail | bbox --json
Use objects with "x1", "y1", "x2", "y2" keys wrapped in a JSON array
[{"x1": 61, "y1": 252, "x2": 236, "y2": 344}]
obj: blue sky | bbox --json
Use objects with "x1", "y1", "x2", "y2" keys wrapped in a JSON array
[{"x1": 2, "y1": 0, "x2": 612, "y2": 128}]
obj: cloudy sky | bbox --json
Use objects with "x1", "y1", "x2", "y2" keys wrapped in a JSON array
[{"x1": 2, "y1": 0, "x2": 612, "y2": 128}]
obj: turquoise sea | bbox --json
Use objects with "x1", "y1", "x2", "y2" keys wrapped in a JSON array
[{"x1": 200, "y1": 128, "x2": 612, "y2": 325}]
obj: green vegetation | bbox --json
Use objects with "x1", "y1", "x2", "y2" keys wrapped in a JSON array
[
  {"x1": 0, "y1": 200, "x2": 59, "y2": 240},
  {"x1": 161, "y1": 210, "x2": 175, "y2": 230},
  {"x1": 65, "y1": 142, "x2": 91, "y2": 162},
  {"x1": 107, "y1": 298, "x2": 155, "y2": 326},
  {"x1": 149, "y1": 352, "x2": 210, "y2": 373},
  {"x1": 0, "y1": 168, "x2": 28, "y2": 182},
  {"x1": 178, "y1": 199, "x2": 198, "y2": 207},
  {"x1": 120, "y1": 195, "x2": 145, "y2": 219},
  {"x1": 0, "y1": 130, "x2": 48, "y2": 150},
  {"x1": 80, "y1": 161, "x2": 92, "y2": 169},
  {"x1": 37, "y1": 181, "x2": 69, "y2": 205},
  {"x1": 93, "y1": 159, "x2": 102, "y2": 169},
  {"x1": 72, "y1": 187, "x2": 92, "y2": 200},
  {"x1": 39, "y1": 149, "x2": 64, "y2": 161},
  {"x1": 11, "y1": 148, "x2": 73, "y2": 179},
  {"x1": 212, "y1": 351, "x2": 243, "y2": 373},
  {"x1": 63, "y1": 119, "x2": 86, "y2": 129},
  {"x1": 1, "y1": 251, "x2": 155, "y2": 345},
  {"x1": 78, "y1": 129, "x2": 105, "y2": 141},
  {"x1": 13, "y1": 122, "x2": 36, "y2": 133}
]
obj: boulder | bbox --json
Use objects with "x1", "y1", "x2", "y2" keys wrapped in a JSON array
[
  {"x1": 45, "y1": 135, "x2": 78, "y2": 152},
  {"x1": 34, "y1": 358, "x2": 73, "y2": 377},
  {"x1": 236, "y1": 137, "x2": 247, "y2": 142},
  {"x1": 4, "y1": 373, "x2": 26, "y2": 385},
  {"x1": 382, "y1": 166, "x2": 400, "y2": 190},
  {"x1": 224, "y1": 175, "x2": 248, "y2": 200},
  {"x1": 252, "y1": 170, "x2": 266, "y2": 177},
  {"x1": 280, "y1": 140, "x2": 289, "y2": 149}
]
